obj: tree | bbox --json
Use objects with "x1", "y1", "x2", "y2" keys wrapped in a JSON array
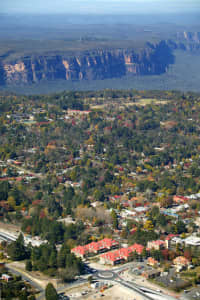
[
  {"x1": 49, "y1": 250, "x2": 57, "y2": 268},
  {"x1": 19, "y1": 289, "x2": 28, "y2": 300},
  {"x1": 144, "y1": 220, "x2": 154, "y2": 231},
  {"x1": 7, "y1": 196, "x2": 16, "y2": 209},
  {"x1": 159, "y1": 196, "x2": 173, "y2": 208},
  {"x1": 0, "y1": 181, "x2": 10, "y2": 200},
  {"x1": 110, "y1": 210, "x2": 118, "y2": 229},
  {"x1": 25, "y1": 259, "x2": 32, "y2": 271},
  {"x1": 45, "y1": 283, "x2": 58, "y2": 300},
  {"x1": 7, "y1": 233, "x2": 27, "y2": 260},
  {"x1": 93, "y1": 189, "x2": 105, "y2": 202},
  {"x1": 174, "y1": 220, "x2": 186, "y2": 234},
  {"x1": 141, "y1": 248, "x2": 148, "y2": 259}
]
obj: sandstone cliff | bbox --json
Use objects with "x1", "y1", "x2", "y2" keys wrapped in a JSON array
[
  {"x1": 167, "y1": 31, "x2": 200, "y2": 52},
  {"x1": 0, "y1": 40, "x2": 174, "y2": 85}
]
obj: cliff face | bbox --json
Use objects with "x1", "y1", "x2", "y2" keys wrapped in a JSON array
[
  {"x1": 0, "y1": 41, "x2": 174, "y2": 85},
  {"x1": 177, "y1": 32, "x2": 200, "y2": 43},
  {"x1": 167, "y1": 32, "x2": 200, "y2": 52}
]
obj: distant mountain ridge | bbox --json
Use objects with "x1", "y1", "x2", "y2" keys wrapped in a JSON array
[
  {"x1": 0, "y1": 32, "x2": 199, "y2": 86},
  {"x1": 0, "y1": 41, "x2": 174, "y2": 85}
]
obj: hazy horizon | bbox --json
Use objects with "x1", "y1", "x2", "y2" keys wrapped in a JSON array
[{"x1": 1, "y1": 0, "x2": 200, "y2": 15}]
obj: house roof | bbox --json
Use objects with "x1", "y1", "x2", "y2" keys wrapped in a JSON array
[
  {"x1": 100, "y1": 243, "x2": 144, "y2": 262},
  {"x1": 151, "y1": 240, "x2": 165, "y2": 246},
  {"x1": 71, "y1": 245, "x2": 88, "y2": 255},
  {"x1": 165, "y1": 234, "x2": 177, "y2": 241},
  {"x1": 101, "y1": 250, "x2": 123, "y2": 262},
  {"x1": 173, "y1": 256, "x2": 190, "y2": 265},
  {"x1": 72, "y1": 238, "x2": 119, "y2": 254},
  {"x1": 128, "y1": 243, "x2": 144, "y2": 254},
  {"x1": 148, "y1": 257, "x2": 158, "y2": 264}
]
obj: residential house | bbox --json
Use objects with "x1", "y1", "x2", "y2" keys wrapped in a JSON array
[
  {"x1": 147, "y1": 257, "x2": 159, "y2": 267},
  {"x1": 173, "y1": 195, "x2": 189, "y2": 204},
  {"x1": 142, "y1": 270, "x2": 161, "y2": 279},
  {"x1": 71, "y1": 246, "x2": 88, "y2": 258},
  {"x1": 100, "y1": 250, "x2": 125, "y2": 265},
  {"x1": 165, "y1": 234, "x2": 177, "y2": 249},
  {"x1": 173, "y1": 256, "x2": 190, "y2": 272},
  {"x1": 147, "y1": 240, "x2": 165, "y2": 251},
  {"x1": 1, "y1": 274, "x2": 13, "y2": 282},
  {"x1": 100, "y1": 243, "x2": 144, "y2": 265},
  {"x1": 71, "y1": 238, "x2": 119, "y2": 258},
  {"x1": 128, "y1": 243, "x2": 144, "y2": 255},
  {"x1": 184, "y1": 236, "x2": 200, "y2": 247}
]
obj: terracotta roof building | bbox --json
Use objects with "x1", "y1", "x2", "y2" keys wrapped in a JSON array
[
  {"x1": 147, "y1": 257, "x2": 159, "y2": 267},
  {"x1": 71, "y1": 238, "x2": 119, "y2": 258},
  {"x1": 147, "y1": 240, "x2": 165, "y2": 251},
  {"x1": 173, "y1": 256, "x2": 190, "y2": 267},
  {"x1": 100, "y1": 243, "x2": 144, "y2": 265}
]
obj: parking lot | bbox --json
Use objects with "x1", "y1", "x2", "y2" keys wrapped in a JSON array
[{"x1": 155, "y1": 268, "x2": 189, "y2": 291}]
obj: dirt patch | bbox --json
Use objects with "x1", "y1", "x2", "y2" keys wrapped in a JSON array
[
  {"x1": 86, "y1": 284, "x2": 141, "y2": 300},
  {"x1": 0, "y1": 221, "x2": 20, "y2": 234}
]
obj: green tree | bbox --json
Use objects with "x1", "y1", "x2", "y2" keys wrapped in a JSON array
[
  {"x1": 174, "y1": 220, "x2": 187, "y2": 234},
  {"x1": 8, "y1": 233, "x2": 27, "y2": 260},
  {"x1": 111, "y1": 210, "x2": 118, "y2": 229},
  {"x1": 45, "y1": 283, "x2": 58, "y2": 300},
  {"x1": 25, "y1": 259, "x2": 32, "y2": 271}
]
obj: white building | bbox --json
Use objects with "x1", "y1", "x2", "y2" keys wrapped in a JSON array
[{"x1": 184, "y1": 236, "x2": 200, "y2": 247}]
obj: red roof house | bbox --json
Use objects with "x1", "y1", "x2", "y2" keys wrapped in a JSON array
[{"x1": 147, "y1": 240, "x2": 165, "y2": 251}]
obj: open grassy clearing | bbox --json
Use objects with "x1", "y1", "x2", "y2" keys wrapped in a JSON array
[{"x1": 134, "y1": 98, "x2": 169, "y2": 106}]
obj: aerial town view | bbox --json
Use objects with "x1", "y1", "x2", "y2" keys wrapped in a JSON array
[{"x1": 1, "y1": 1, "x2": 200, "y2": 300}]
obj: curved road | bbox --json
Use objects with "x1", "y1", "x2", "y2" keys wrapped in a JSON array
[
  {"x1": 6, "y1": 262, "x2": 177, "y2": 300},
  {"x1": 6, "y1": 264, "x2": 44, "y2": 299},
  {"x1": 93, "y1": 269, "x2": 177, "y2": 300},
  {"x1": 6, "y1": 264, "x2": 87, "y2": 300}
]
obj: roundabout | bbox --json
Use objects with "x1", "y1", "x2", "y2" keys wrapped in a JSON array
[{"x1": 96, "y1": 270, "x2": 117, "y2": 280}]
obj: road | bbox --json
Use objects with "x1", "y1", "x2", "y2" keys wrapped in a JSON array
[
  {"x1": 5, "y1": 262, "x2": 178, "y2": 300},
  {"x1": 0, "y1": 230, "x2": 47, "y2": 247},
  {"x1": 7, "y1": 161, "x2": 45, "y2": 179},
  {"x1": 3, "y1": 240, "x2": 177, "y2": 300},
  {"x1": 6, "y1": 264, "x2": 45, "y2": 299},
  {"x1": 93, "y1": 269, "x2": 177, "y2": 300},
  {"x1": 5, "y1": 263, "x2": 88, "y2": 300},
  {"x1": 0, "y1": 232, "x2": 17, "y2": 242}
]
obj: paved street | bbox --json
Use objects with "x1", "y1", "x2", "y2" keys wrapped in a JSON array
[
  {"x1": 4, "y1": 253, "x2": 177, "y2": 300},
  {"x1": 92, "y1": 268, "x2": 177, "y2": 300}
]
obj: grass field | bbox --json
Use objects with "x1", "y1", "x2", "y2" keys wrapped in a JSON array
[{"x1": 134, "y1": 98, "x2": 169, "y2": 106}]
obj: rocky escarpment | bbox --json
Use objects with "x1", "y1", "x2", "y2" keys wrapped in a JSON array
[
  {"x1": 167, "y1": 31, "x2": 200, "y2": 52},
  {"x1": 177, "y1": 32, "x2": 200, "y2": 43},
  {"x1": 0, "y1": 40, "x2": 174, "y2": 85}
]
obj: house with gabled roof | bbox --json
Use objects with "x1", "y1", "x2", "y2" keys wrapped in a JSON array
[
  {"x1": 71, "y1": 238, "x2": 119, "y2": 258},
  {"x1": 173, "y1": 256, "x2": 190, "y2": 272},
  {"x1": 100, "y1": 243, "x2": 144, "y2": 265},
  {"x1": 147, "y1": 240, "x2": 165, "y2": 251}
]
